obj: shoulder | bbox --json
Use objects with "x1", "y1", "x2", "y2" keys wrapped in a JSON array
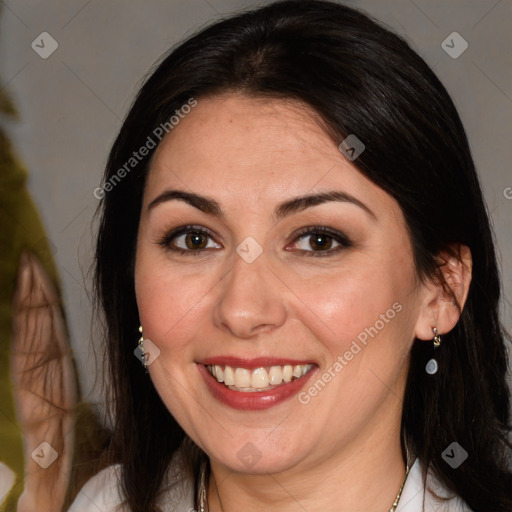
[
  {"x1": 398, "y1": 458, "x2": 473, "y2": 512},
  {"x1": 67, "y1": 465, "x2": 126, "y2": 512},
  {"x1": 67, "y1": 455, "x2": 195, "y2": 512}
]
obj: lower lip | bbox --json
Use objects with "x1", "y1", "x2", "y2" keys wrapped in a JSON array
[{"x1": 197, "y1": 364, "x2": 317, "y2": 411}]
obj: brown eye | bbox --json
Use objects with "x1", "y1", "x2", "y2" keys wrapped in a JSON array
[
  {"x1": 295, "y1": 232, "x2": 338, "y2": 252},
  {"x1": 158, "y1": 225, "x2": 221, "y2": 254},
  {"x1": 291, "y1": 227, "x2": 352, "y2": 257},
  {"x1": 309, "y1": 233, "x2": 333, "y2": 251},
  {"x1": 185, "y1": 232, "x2": 208, "y2": 249}
]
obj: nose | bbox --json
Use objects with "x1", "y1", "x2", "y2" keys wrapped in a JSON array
[{"x1": 212, "y1": 251, "x2": 287, "y2": 339}]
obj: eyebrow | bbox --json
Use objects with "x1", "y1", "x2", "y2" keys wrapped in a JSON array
[{"x1": 147, "y1": 189, "x2": 376, "y2": 221}]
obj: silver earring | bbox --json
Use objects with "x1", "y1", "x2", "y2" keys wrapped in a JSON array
[
  {"x1": 138, "y1": 325, "x2": 148, "y2": 371},
  {"x1": 425, "y1": 327, "x2": 441, "y2": 375}
]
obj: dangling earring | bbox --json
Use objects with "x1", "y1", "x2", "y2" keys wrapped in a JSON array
[
  {"x1": 425, "y1": 327, "x2": 441, "y2": 375},
  {"x1": 138, "y1": 325, "x2": 148, "y2": 371}
]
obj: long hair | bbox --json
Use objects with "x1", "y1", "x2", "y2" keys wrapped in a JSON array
[{"x1": 94, "y1": 1, "x2": 512, "y2": 510}]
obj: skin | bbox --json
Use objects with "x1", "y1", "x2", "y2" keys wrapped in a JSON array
[
  {"x1": 134, "y1": 93, "x2": 472, "y2": 512},
  {"x1": 12, "y1": 252, "x2": 76, "y2": 512}
]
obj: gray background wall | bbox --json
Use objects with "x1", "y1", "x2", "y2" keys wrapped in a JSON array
[{"x1": 1, "y1": 0, "x2": 511, "y2": 404}]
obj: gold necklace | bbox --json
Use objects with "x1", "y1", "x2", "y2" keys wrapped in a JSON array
[
  {"x1": 389, "y1": 463, "x2": 410, "y2": 512},
  {"x1": 197, "y1": 459, "x2": 410, "y2": 512}
]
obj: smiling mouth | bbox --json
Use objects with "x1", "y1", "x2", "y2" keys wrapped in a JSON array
[{"x1": 206, "y1": 363, "x2": 315, "y2": 392}]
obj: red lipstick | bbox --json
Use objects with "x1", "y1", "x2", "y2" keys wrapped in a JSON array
[{"x1": 197, "y1": 357, "x2": 317, "y2": 411}]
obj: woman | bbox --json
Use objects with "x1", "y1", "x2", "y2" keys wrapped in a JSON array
[{"x1": 69, "y1": 1, "x2": 512, "y2": 510}]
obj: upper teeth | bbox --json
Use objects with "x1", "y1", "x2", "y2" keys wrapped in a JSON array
[{"x1": 207, "y1": 364, "x2": 313, "y2": 389}]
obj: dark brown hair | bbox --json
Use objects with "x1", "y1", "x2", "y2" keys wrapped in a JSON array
[{"x1": 95, "y1": 1, "x2": 512, "y2": 510}]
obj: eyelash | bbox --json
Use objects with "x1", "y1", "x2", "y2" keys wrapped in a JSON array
[{"x1": 156, "y1": 224, "x2": 352, "y2": 257}]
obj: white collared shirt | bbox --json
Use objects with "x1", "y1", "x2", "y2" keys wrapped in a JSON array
[{"x1": 68, "y1": 457, "x2": 473, "y2": 511}]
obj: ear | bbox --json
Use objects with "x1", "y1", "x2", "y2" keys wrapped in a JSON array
[{"x1": 414, "y1": 244, "x2": 472, "y2": 341}]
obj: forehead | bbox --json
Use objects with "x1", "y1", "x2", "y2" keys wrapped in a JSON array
[{"x1": 144, "y1": 93, "x2": 395, "y2": 218}]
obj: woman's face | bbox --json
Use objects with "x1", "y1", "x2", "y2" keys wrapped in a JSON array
[{"x1": 135, "y1": 93, "x2": 430, "y2": 474}]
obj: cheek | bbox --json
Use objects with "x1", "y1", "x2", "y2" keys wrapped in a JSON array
[
  {"x1": 292, "y1": 261, "x2": 408, "y2": 356},
  {"x1": 135, "y1": 238, "x2": 417, "y2": 367},
  {"x1": 134, "y1": 252, "x2": 215, "y2": 356}
]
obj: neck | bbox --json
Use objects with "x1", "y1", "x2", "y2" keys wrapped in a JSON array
[{"x1": 206, "y1": 396, "x2": 407, "y2": 512}]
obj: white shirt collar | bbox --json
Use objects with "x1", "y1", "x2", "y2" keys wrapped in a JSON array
[
  {"x1": 398, "y1": 458, "x2": 471, "y2": 511},
  {"x1": 68, "y1": 457, "x2": 472, "y2": 511}
]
